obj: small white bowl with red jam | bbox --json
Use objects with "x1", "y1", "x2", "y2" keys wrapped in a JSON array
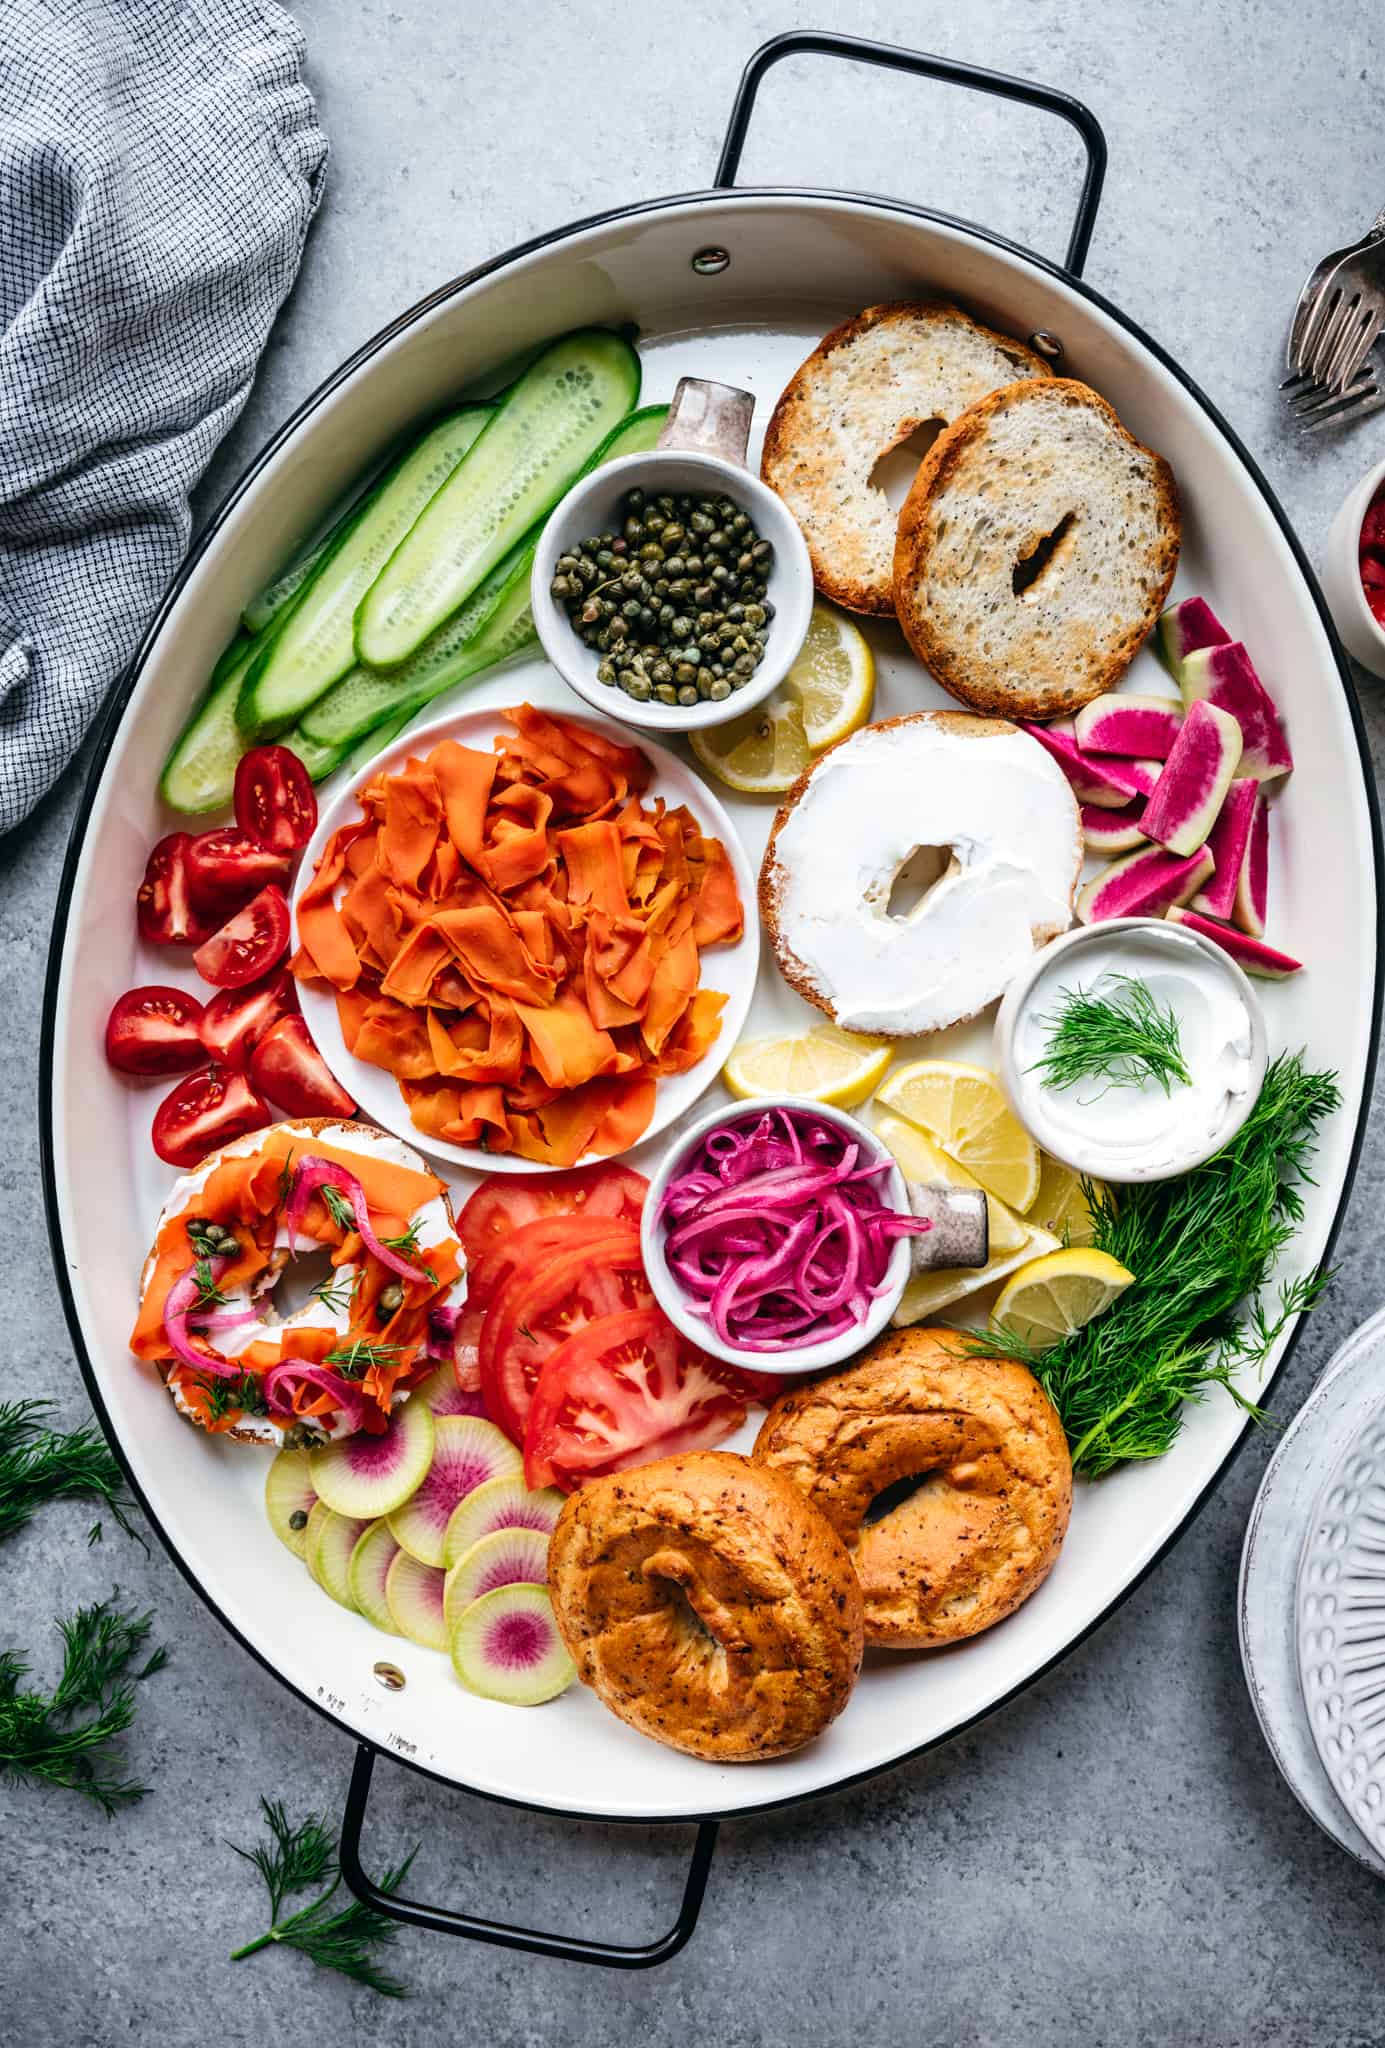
[{"x1": 1323, "y1": 453, "x2": 1385, "y2": 678}]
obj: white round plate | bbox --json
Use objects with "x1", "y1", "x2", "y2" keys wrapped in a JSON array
[
  {"x1": 290, "y1": 684, "x2": 760, "y2": 1174},
  {"x1": 1296, "y1": 1400, "x2": 1385, "y2": 1852}
]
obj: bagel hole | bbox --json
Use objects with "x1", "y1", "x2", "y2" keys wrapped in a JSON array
[
  {"x1": 864, "y1": 1472, "x2": 935, "y2": 1523},
  {"x1": 886, "y1": 843, "x2": 955, "y2": 921},
  {"x1": 869, "y1": 419, "x2": 945, "y2": 514},
  {"x1": 273, "y1": 1246, "x2": 340, "y2": 1320},
  {"x1": 1012, "y1": 510, "x2": 1077, "y2": 599}
]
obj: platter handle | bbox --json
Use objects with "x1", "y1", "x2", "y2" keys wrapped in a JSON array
[
  {"x1": 714, "y1": 30, "x2": 1107, "y2": 278},
  {"x1": 337, "y1": 1743, "x2": 720, "y2": 1970}
]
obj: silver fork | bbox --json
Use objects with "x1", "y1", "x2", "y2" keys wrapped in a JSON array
[{"x1": 1281, "y1": 209, "x2": 1385, "y2": 427}]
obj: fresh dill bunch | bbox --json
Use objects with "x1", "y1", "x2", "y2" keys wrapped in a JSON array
[
  {"x1": 1031, "y1": 975, "x2": 1191, "y2": 1096},
  {"x1": 229, "y1": 1797, "x2": 415, "y2": 1997},
  {"x1": 0, "y1": 1399, "x2": 136, "y2": 1543},
  {"x1": 0, "y1": 1595, "x2": 168, "y2": 1813},
  {"x1": 973, "y1": 1051, "x2": 1340, "y2": 1474}
]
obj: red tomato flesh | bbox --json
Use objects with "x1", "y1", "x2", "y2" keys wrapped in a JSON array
[
  {"x1": 249, "y1": 1015, "x2": 356, "y2": 1117},
  {"x1": 235, "y1": 744, "x2": 317, "y2": 854},
  {"x1": 198, "y1": 967, "x2": 298, "y2": 1071},
  {"x1": 479, "y1": 1231, "x2": 652, "y2": 1445},
  {"x1": 185, "y1": 827, "x2": 292, "y2": 916},
  {"x1": 104, "y1": 985, "x2": 206, "y2": 1076},
  {"x1": 523, "y1": 1307, "x2": 746, "y2": 1491},
  {"x1": 454, "y1": 1216, "x2": 641, "y2": 1394},
  {"x1": 457, "y1": 1164, "x2": 647, "y2": 1269},
  {"x1": 152, "y1": 1065, "x2": 271, "y2": 1168},
  {"x1": 136, "y1": 834, "x2": 214, "y2": 947},
  {"x1": 193, "y1": 884, "x2": 291, "y2": 989}
]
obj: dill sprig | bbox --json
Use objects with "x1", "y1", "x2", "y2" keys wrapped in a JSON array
[
  {"x1": 324, "y1": 1339, "x2": 401, "y2": 1380},
  {"x1": 310, "y1": 1268, "x2": 359, "y2": 1318},
  {"x1": 379, "y1": 1222, "x2": 437, "y2": 1284},
  {"x1": 0, "y1": 1400, "x2": 136, "y2": 1543},
  {"x1": 973, "y1": 1050, "x2": 1340, "y2": 1474},
  {"x1": 321, "y1": 1185, "x2": 355, "y2": 1235},
  {"x1": 229, "y1": 1798, "x2": 415, "y2": 1997},
  {"x1": 0, "y1": 1596, "x2": 168, "y2": 1813},
  {"x1": 1031, "y1": 975, "x2": 1191, "y2": 1096},
  {"x1": 201, "y1": 1373, "x2": 270, "y2": 1425}
]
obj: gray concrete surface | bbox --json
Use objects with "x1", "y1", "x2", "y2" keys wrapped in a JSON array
[{"x1": 5, "y1": 2, "x2": 1385, "y2": 2041}]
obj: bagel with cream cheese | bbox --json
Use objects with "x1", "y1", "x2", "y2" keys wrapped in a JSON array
[
  {"x1": 753, "y1": 1327, "x2": 1072, "y2": 1647},
  {"x1": 547, "y1": 1450, "x2": 864, "y2": 1761},
  {"x1": 758, "y1": 711, "x2": 1082, "y2": 1037}
]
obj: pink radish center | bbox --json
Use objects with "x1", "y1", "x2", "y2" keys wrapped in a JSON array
[
  {"x1": 484, "y1": 1611, "x2": 550, "y2": 1670},
  {"x1": 418, "y1": 1453, "x2": 498, "y2": 1527},
  {"x1": 478, "y1": 1551, "x2": 537, "y2": 1598},
  {"x1": 346, "y1": 1432, "x2": 409, "y2": 1477}
]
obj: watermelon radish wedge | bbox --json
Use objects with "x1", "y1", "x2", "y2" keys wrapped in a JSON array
[
  {"x1": 1141, "y1": 701, "x2": 1243, "y2": 856},
  {"x1": 443, "y1": 1527, "x2": 550, "y2": 1634},
  {"x1": 349, "y1": 1520, "x2": 403, "y2": 1635},
  {"x1": 1074, "y1": 693, "x2": 1184, "y2": 760},
  {"x1": 410, "y1": 1357, "x2": 490, "y2": 1420},
  {"x1": 1022, "y1": 721, "x2": 1161, "y2": 807},
  {"x1": 450, "y1": 1583, "x2": 574, "y2": 1706},
  {"x1": 306, "y1": 1503, "x2": 369, "y2": 1610},
  {"x1": 265, "y1": 1446, "x2": 316, "y2": 1559},
  {"x1": 1077, "y1": 843, "x2": 1214, "y2": 924},
  {"x1": 1234, "y1": 788, "x2": 1269, "y2": 937},
  {"x1": 1081, "y1": 802, "x2": 1148, "y2": 856},
  {"x1": 1178, "y1": 641, "x2": 1293, "y2": 785},
  {"x1": 1156, "y1": 595, "x2": 1230, "y2": 681},
  {"x1": 443, "y1": 1473, "x2": 565, "y2": 1568},
  {"x1": 309, "y1": 1396, "x2": 435, "y2": 1519},
  {"x1": 387, "y1": 1415, "x2": 521, "y2": 1568},
  {"x1": 1166, "y1": 907, "x2": 1302, "y2": 977},
  {"x1": 1192, "y1": 779, "x2": 1259, "y2": 922},
  {"x1": 385, "y1": 1550, "x2": 449, "y2": 1650}
]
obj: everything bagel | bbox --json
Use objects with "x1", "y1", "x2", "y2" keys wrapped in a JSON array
[{"x1": 752, "y1": 1328, "x2": 1072, "y2": 1647}]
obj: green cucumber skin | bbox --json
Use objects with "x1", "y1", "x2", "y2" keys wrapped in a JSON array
[
  {"x1": 241, "y1": 532, "x2": 330, "y2": 635},
  {"x1": 237, "y1": 404, "x2": 494, "y2": 739},
  {"x1": 159, "y1": 636, "x2": 261, "y2": 814},
  {"x1": 353, "y1": 329, "x2": 641, "y2": 671}
]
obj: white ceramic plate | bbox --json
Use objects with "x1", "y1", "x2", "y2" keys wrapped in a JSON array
[
  {"x1": 1296, "y1": 1403, "x2": 1385, "y2": 1852},
  {"x1": 290, "y1": 690, "x2": 760, "y2": 1173}
]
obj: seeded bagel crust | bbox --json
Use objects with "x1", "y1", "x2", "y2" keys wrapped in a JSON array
[{"x1": 753, "y1": 1327, "x2": 1072, "y2": 1647}]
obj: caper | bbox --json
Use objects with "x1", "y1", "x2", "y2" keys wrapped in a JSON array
[
  {"x1": 376, "y1": 1281, "x2": 405, "y2": 1324},
  {"x1": 289, "y1": 1508, "x2": 309, "y2": 1531},
  {"x1": 626, "y1": 675, "x2": 653, "y2": 702},
  {"x1": 674, "y1": 662, "x2": 697, "y2": 685},
  {"x1": 556, "y1": 553, "x2": 579, "y2": 575},
  {"x1": 743, "y1": 604, "x2": 766, "y2": 629},
  {"x1": 652, "y1": 659, "x2": 673, "y2": 685},
  {"x1": 618, "y1": 669, "x2": 638, "y2": 693},
  {"x1": 596, "y1": 658, "x2": 616, "y2": 685},
  {"x1": 626, "y1": 487, "x2": 645, "y2": 511},
  {"x1": 733, "y1": 652, "x2": 757, "y2": 678},
  {"x1": 611, "y1": 537, "x2": 628, "y2": 555},
  {"x1": 663, "y1": 556, "x2": 685, "y2": 580},
  {"x1": 655, "y1": 684, "x2": 678, "y2": 705},
  {"x1": 639, "y1": 542, "x2": 664, "y2": 563},
  {"x1": 693, "y1": 584, "x2": 713, "y2": 607},
  {"x1": 690, "y1": 508, "x2": 714, "y2": 535},
  {"x1": 709, "y1": 678, "x2": 732, "y2": 701},
  {"x1": 752, "y1": 538, "x2": 772, "y2": 562},
  {"x1": 677, "y1": 685, "x2": 699, "y2": 707},
  {"x1": 670, "y1": 616, "x2": 692, "y2": 640},
  {"x1": 550, "y1": 575, "x2": 573, "y2": 600},
  {"x1": 711, "y1": 564, "x2": 731, "y2": 586},
  {"x1": 623, "y1": 517, "x2": 643, "y2": 545},
  {"x1": 683, "y1": 554, "x2": 704, "y2": 577}
]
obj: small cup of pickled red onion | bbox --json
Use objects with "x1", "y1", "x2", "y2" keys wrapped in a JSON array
[{"x1": 642, "y1": 1097, "x2": 984, "y2": 1376}]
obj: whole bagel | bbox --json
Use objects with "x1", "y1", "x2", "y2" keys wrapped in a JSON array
[
  {"x1": 547, "y1": 1451, "x2": 864, "y2": 1761},
  {"x1": 753, "y1": 1328, "x2": 1072, "y2": 1647}
]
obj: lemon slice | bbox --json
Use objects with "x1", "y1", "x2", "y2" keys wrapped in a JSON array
[
  {"x1": 1029, "y1": 1155, "x2": 1108, "y2": 1249},
  {"x1": 690, "y1": 602, "x2": 874, "y2": 794},
  {"x1": 875, "y1": 1060, "x2": 1041, "y2": 1213},
  {"x1": 892, "y1": 1223, "x2": 1060, "y2": 1326},
  {"x1": 724, "y1": 1025, "x2": 891, "y2": 1108},
  {"x1": 873, "y1": 1112, "x2": 1028, "y2": 1256},
  {"x1": 991, "y1": 1247, "x2": 1134, "y2": 1352}
]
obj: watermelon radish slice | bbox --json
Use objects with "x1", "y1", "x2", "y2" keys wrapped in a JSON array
[
  {"x1": 1073, "y1": 693, "x2": 1184, "y2": 760},
  {"x1": 386, "y1": 1415, "x2": 521, "y2": 1568},
  {"x1": 443, "y1": 1473, "x2": 566, "y2": 1568},
  {"x1": 309, "y1": 1396, "x2": 435, "y2": 1520},
  {"x1": 1178, "y1": 642, "x2": 1293, "y2": 785},
  {"x1": 1166, "y1": 907, "x2": 1302, "y2": 978},
  {"x1": 1081, "y1": 802, "x2": 1148, "y2": 856},
  {"x1": 385, "y1": 1550, "x2": 449, "y2": 1650},
  {"x1": 349, "y1": 1520, "x2": 403, "y2": 1636},
  {"x1": 306, "y1": 1504, "x2": 370, "y2": 1610},
  {"x1": 265, "y1": 1446, "x2": 317, "y2": 1559},
  {"x1": 1156, "y1": 595, "x2": 1230, "y2": 680},
  {"x1": 1191, "y1": 778, "x2": 1259, "y2": 921},
  {"x1": 443, "y1": 1527, "x2": 550, "y2": 1634},
  {"x1": 1233, "y1": 788, "x2": 1269, "y2": 937},
  {"x1": 450, "y1": 1583, "x2": 575, "y2": 1706},
  {"x1": 411, "y1": 1357, "x2": 490, "y2": 1420},
  {"x1": 1021, "y1": 721, "x2": 1160, "y2": 807},
  {"x1": 1141, "y1": 701, "x2": 1243, "y2": 856},
  {"x1": 1077, "y1": 844, "x2": 1214, "y2": 924}
]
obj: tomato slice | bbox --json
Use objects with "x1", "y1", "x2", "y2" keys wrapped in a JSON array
[
  {"x1": 193, "y1": 884, "x2": 291, "y2": 989},
  {"x1": 136, "y1": 834, "x2": 214, "y2": 947},
  {"x1": 198, "y1": 967, "x2": 298, "y2": 1071},
  {"x1": 249, "y1": 1015, "x2": 357, "y2": 1117},
  {"x1": 480, "y1": 1231, "x2": 653, "y2": 1445},
  {"x1": 524, "y1": 1307, "x2": 746, "y2": 1490},
  {"x1": 457, "y1": 1164, "x2": 647, "y2": 1269},
  {"x1": 234, "y1": 744, "x2": 318, "y2": 854},
  {"x1": 454, "y1": 1216, "x2": 639, "y2": 1394},
  {"x1": 104, "y1": 985, "x2": 206, "y2": 1076},
  {"x1": 151, "y1": 1065, "x2": 272, "y2": 1168},
  {"x1": 185, "y1": 827, "x2": 292, "y2": 917}
]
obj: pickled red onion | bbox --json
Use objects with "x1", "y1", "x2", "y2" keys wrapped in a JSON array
[
  {"x1": 285, "y1": 1155, "x2": 429, "y2": 1283},
  {"x1": 263, "y1": 1359, "x2": 369, "y2": 1432},
  {"x1": 162, "y1": 1257, "x2": 255, "y2": 1379}
]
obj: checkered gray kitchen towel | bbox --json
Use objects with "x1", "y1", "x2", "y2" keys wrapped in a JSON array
[{"x1": 0, "y1": 0, "x2": 328, "y2": 833}]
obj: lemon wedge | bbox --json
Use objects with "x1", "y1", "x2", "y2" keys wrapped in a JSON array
[
  {"x1": 690, "y1": 602, "x2": 874, "y2": 794},
  {"x1": 723, "y1": 1025, "x2": 891, "y2": 1108},
  {"x1": 991, "y1": 1247, "x2": 1134, "y2": 1352},
  {"x1": 873, "y1": 1112, "x2": 1028, "y2": 1256},
  {"x1": 875, "y1": 1060, "x2": 1041, "y2": 1213},
  {"x1": 1028, "y1": 1155, "x2": 1109, "y2": 1249}
]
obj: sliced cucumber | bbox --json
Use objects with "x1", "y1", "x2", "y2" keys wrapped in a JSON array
[
  {"x1": 354, "y1": 329, "x2": 641, "y2": 669},
  {"x1": 159, "y1": 633, "x2": 261, "y2": 814},
  {"x1": 242, "y1": 531, "x2": 332, "y2": 636},
  {"x1": 283, "y1": 725, "x2": 352, "y2": 783},
  {"x1": 238, "y1": 404, "x2": 494, "y2": 738}
]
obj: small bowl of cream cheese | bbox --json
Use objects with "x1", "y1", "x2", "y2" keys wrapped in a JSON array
[{"x1": 993, "y1": 917, "x2": 1268, "y2": 1184}]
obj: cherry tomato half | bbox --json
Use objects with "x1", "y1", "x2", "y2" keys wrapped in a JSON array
[
  {"x1": 523, "y1": 1307, "x2": 745, "y2": 1491},
  {"x1": 104, "y1": 985, "x2": 206, "y2": 1076},
  {"x1": 234, "y1": 745, "x2": 317, "y2": 854},
  {"x1": 198, "y1": 967, "x2": 298, "y2": 1071},
  {"x1": 193, "y1": 884, "x2": 291, "y2": 990},
  {"x1": 136, "y1": 834, "x2": 214, "y2": 947},
  {"x1": 479, "y1": 1231, "x2": 652, "y2": 1446},
  {"x1": 151, "y1": 1065, "x2": 271, "y2": 1168},
  {"x1": 248, "y1": 1015, "x2": 357, "y2": 1117},
  {"x1": 185, "y1": 827, "x2": 292, "y2": 917},
  {"x1": 457, "y1": 1164, "x2": 647, "y2": 1270}
]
